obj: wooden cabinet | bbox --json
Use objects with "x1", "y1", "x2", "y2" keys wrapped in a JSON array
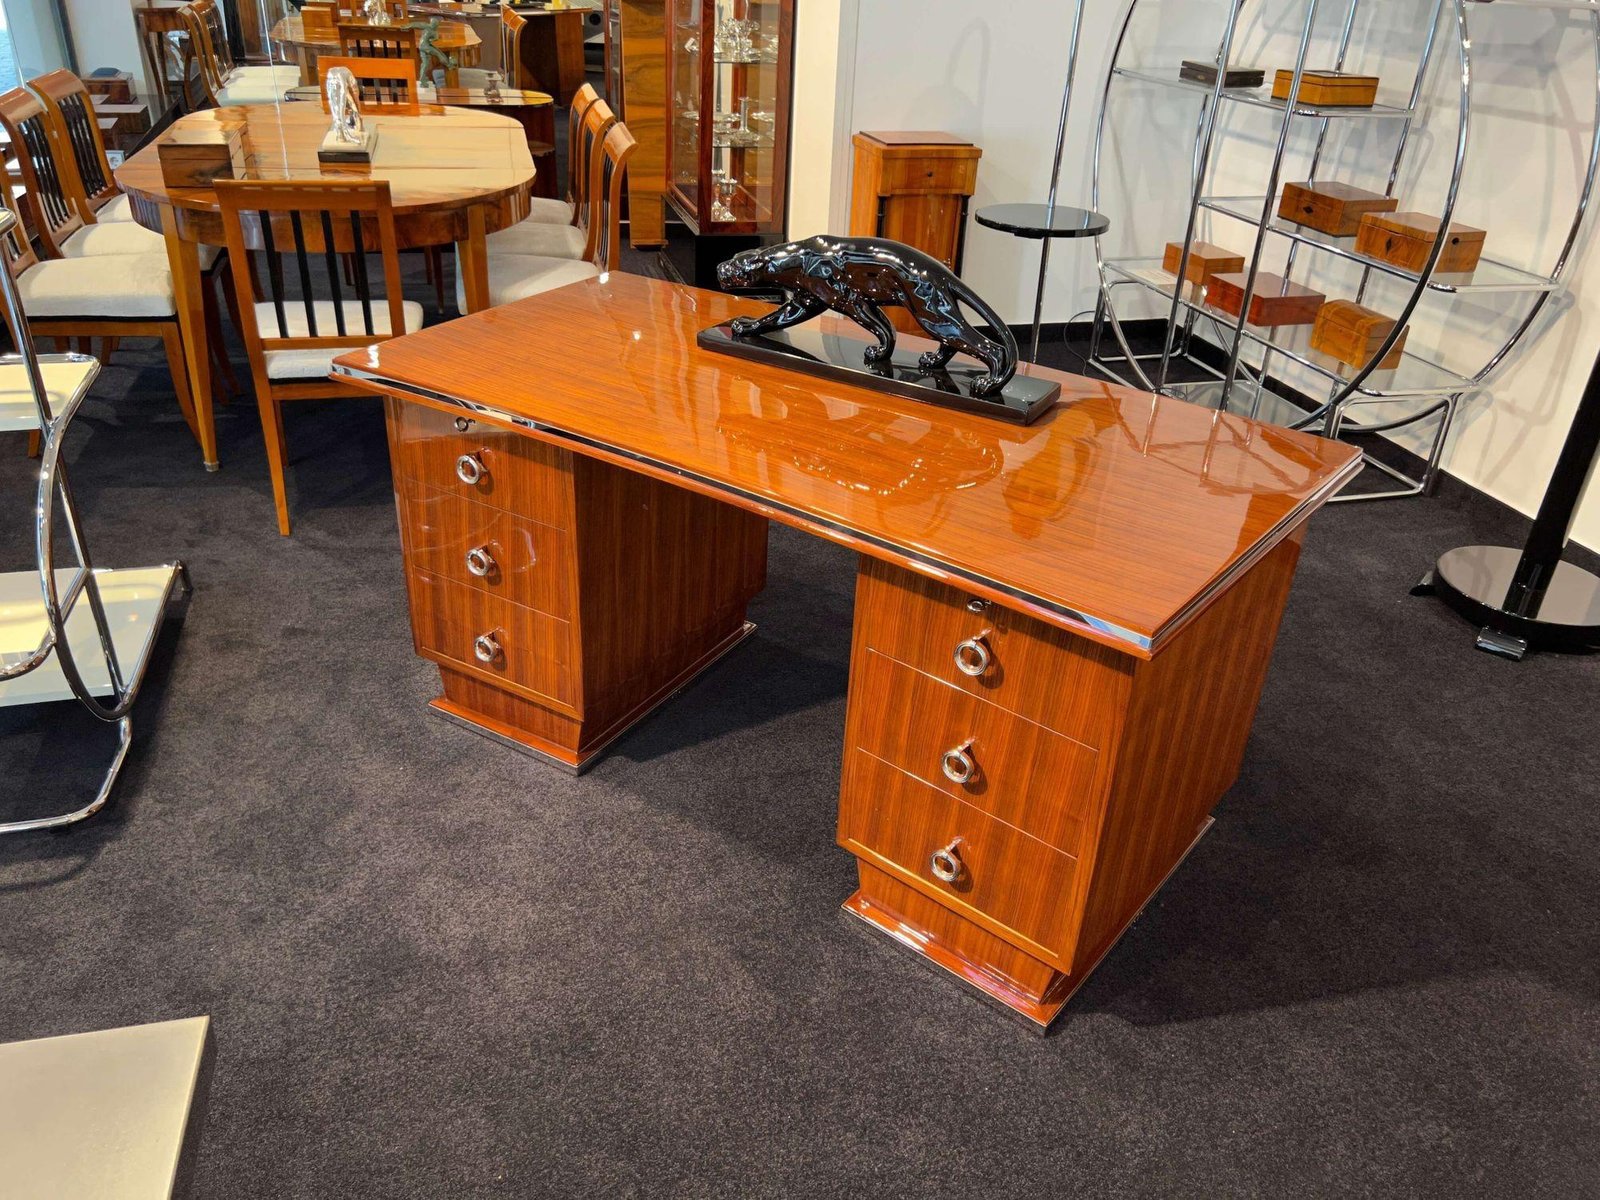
[
  {"x1": 849, "y1": 131, "x2": 981, "y2": 332},
  {"x1": 603, "y1": 0, "x2": 668, "y2": 247}
]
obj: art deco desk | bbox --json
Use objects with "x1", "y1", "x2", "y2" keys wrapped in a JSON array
[{"x1": 331, "y1": 274, "x2": 1359, "y2": 1028}]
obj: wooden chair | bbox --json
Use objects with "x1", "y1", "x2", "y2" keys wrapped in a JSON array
[
  {"x1": 0, "y1": 84, "x2": 239, "y2": 394},
  {"x1": 332, "y1": 0, "x2": 407, "y2": 18},
  {"x1": 28, "y1": 71, "x2": 141, "y2": 225},
  {"x1": 485, "y1": 92, "x2": 613, "y2": 256},
  {"x1": 180, "y1": 3, "x2": 297, "y2": 107},
  {"x1": 214, "y1": 178, "x2": 424, "y2": 534},
  {"x1": 458, "y1": 7, "x2": 527, "y2": 90},
  {"x1": 317, "y1": 55, "x2": 421, "y2": 113},
  {"x1": 336, "y1": 22, "x2": 420, "y2": 62},
  {"x1": 0, "y1": 156, "x2": 213, "y2": 466},
  {"x1": 462, "y1": 120, "x2": 637, "y2": 312}
]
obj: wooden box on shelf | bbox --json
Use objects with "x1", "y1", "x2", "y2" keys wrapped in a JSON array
[
  {"x1": 156, "y1": 125, "x2": 246, "y2": 188},
  {"x1": 1355, "y1": 211, "x2": 1487, "y2": 274},
  {"x1": 1279, "y1": 180, "x2": 1398, "y2": 238},
  {"x1": 1209, "y1": 272, "x2": 1325, "y2": 328},
  {"x1": 1179, "y1": 60, "x2": 1264, "y2": 89},
  {"x1": 1272, "y1": 70, "x2": 1379, "y2": 107},
  {"x1": 1163, "y1": 240, "x2": 1245, "y2": 286},
  {"x1": 84, "y1": 70, "x2": 135, "y2": 104},
  {"x1": 1311, "y1": 300, "x2": 1408, "y2": 370}
]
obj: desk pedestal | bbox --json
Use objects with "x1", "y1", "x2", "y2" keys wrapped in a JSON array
[{"x1": 383, "y1": 391, "x2": 1306, "y2": 1026}]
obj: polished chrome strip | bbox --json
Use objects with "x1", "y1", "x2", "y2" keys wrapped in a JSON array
[{"x1": 337, "y1": 365, "x2": 1350, "y2": 654}]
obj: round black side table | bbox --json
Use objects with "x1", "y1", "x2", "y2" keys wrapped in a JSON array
[{"x1": 974, "y1": 203, "x2": 1109, "y2": 363}]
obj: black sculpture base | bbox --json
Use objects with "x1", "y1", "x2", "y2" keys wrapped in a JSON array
[
  {"x1": 697, "y1": 323, "x2": 1061, "y2": 425},
  {"x1": 1413, "y1": 545, "x2": 1600, "y2": 660}
]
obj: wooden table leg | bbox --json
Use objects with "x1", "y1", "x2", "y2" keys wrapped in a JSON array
[
  {"x1": 296, "y1": 48, "x2": 316, "y2": 87},
  {"x1": 456, "y1": 205, "x2": 490, "y2": 315},
  {"x1": 160, "y1": 207, "x2": 218, "y2": 470}
]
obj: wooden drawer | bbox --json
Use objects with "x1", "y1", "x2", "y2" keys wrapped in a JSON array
[
  {"x1": 848, "y1": 649, "x2": 1100, "y2": 854},
  {"x1": 875, "y1": 154, "x2": 979, "y2": 196},
  {"x1": 407, "y1": 568, "x2": 576, "y2": 711},
  {"x1": 853, "y1": 557, "x2": 1127, "y2": 748},
  {"x1": 400, "y1": 485, "x2": 574, "y2": 620},
  {"x1": 388, "y1": 400, "x2": 572, "y2": 527},
  {"x1": 839, "y1": 749, "x2": 1081, "y2": 962}
]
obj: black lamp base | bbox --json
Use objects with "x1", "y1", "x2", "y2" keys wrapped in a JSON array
[{"x1": 1413, "y1": 545, "x2": 1600, "y2": 660}]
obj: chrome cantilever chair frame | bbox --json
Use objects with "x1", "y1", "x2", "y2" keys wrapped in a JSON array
[{"x1": 0, "y1": 208, "x2": 191, "y2": 836}]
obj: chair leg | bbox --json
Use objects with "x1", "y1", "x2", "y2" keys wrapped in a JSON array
[
  {"x1": 429, "y1": 247, "x2": 447, "y2": 314},
  {"x1": 160, "y1": 323, "x2": 203, "y2": 447},
  {"x1": 26, "y1": 430, "x2": 40, "y2": 458},
  {"x1": 204, "y1": 274, "x2": 239, "y2": 399},
  {"x1": 256, "y1": 385, "x2": 292, "y2": 536},
  {"x1": 100, "y1": 337, "x2": 120, "y2": 363}
]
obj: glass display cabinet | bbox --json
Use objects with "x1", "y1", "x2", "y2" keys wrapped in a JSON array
[{"x1": 665, "y1": 0, "x2": 793, "y2": 273}]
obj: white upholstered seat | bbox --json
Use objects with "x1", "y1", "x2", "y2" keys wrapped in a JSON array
[
  {"x1": 16, "y1": 254, "x2": 176, "y2": 319},
  {"x1": 455, "y1": 254, "x2": 600, "y2": 312},
  {"x1": 230, "y1": 64, "x2": 301, "y2": 88},
  {"x1": 256, "y1": 299, "x2": 426, "y2": 379},
  {"x1": 98, "y1": 195, "x2": 136, "y2": 223},
  {"x1": 485, "y1": 220, "x2": 586, "y2": 258},
  {"x1": 217, "y1": 80, "x2": 287, "y2": 106},
  {"x1": 521, "y1": 197, "x2": 577, "y2": 225},
  {"x1": 62, "y1": 222, "x2": 222, "y2": 268}
]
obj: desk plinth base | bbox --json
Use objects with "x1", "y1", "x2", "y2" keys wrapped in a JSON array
[
  {"x1": 844, "y1": 818, "x2": 1217, "y2": 1032},
  {"x1": 428, "y1": 620, "x2": 758, "y2": 774}
]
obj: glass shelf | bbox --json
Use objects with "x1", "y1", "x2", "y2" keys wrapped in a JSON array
[
  {"x1": 1200, "y1": 195, "x2": 1561, "y2": 294},
  {"x1": 1104, "y1": 257, "x2": 1476, "y2": 398},
  {"x1": 1112, "y1": 66, "x2": 1418, "y2": 121}
]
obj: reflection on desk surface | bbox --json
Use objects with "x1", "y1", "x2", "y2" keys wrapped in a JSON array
[{"x1": 332, "y1": 273, "x2": 1360, "y2": 652}]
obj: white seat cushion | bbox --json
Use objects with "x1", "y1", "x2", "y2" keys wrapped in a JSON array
[
  {"x1": 62, "y1": 222, "x2": 221, "y2": 269},
  {"x1": 98, "y1": 194, "x2": 135, "y2": 223},
  {"x1": 218, "y1": 81, "x2": 286, "y2": 105},
  {"x1": 457, "y1": 252, "x2": 601, "y2": 311},
  {"x1": 485, "y1": 219, "x2": 586, "y2": 258},
  {"x1": 522, "y1": 196, "x2": 576, "y2": 225},
  {"x1": 17, "y1": 254, "x2": 176, "y2": 319},
  {"x1": 230, "y1": 64, "x2": 300, "y2": 87},
  {"x1": 257, "y1": 299, "x2": 426, "y2": 379}
]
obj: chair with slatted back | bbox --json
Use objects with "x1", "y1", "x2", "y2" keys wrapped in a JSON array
[
  {"x1": 0, "y1": 84, "x2": 239, "y2": 393},
  {"x1": 28, "y1": 71, "x2": 141, "y2": 225},
  {"x1": 336, "y1": 22, "x2": 420, "y2": 62},
  {"x1": 458, "y1": 7, "x2": 527, "y2": 90},
  {"x1": 460, "y1": 120, "x2": 637, "y2": 311},
  {"x1": 215, "y1": 178, "x2": 424, "y2": 534},
  {"x1": 180, "y1": 2, "x2": 297, "y2": 107},
  {"x1": 0, "y1": 155, "x2": 214, "y2": 466},
  {"x1": 483, "y1": 92, "x2": 614, "y2": 259},
  {"x1": 317, "y1": 55, "x2": 421, "y2": 113},
  {"x1": 332, "y1": 0, "x2": 407, "y2": 17}
]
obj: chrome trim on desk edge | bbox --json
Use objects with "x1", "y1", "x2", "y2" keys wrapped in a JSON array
[{"x1": 335, "y1": 364, "x2": 1356, "y2": 655}]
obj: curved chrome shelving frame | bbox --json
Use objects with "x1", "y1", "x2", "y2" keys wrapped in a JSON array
[
  {"x1": 1087, "y1": 0, "x2": 1600, "y2": 501},
  {"x1": 0, "y1": 209, "x2": 190, "y2": 836}
]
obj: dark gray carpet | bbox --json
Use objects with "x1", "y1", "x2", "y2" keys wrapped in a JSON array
[{"x1": 1, "y1": 270, "x2": 1597, "y2": 1198}]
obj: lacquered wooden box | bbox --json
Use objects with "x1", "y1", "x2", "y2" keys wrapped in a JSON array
[
  {"x1": 1310, "y1": 300, "x2": 1408, "y2": 370},
  {"x1": 1163, "y1": 240, "x2": 1246, "y2": 286},
  {"x1": 1355, "y1": 211, "x2": 1487, "y2": 274},
  {"x1": 1272, "y1": 70, "x2": 1379, "y2": 107},
  {"x1": 156, "y1": 125, "x2": 246, "y2": 188},
  {"x1": 1208, "y1": 272, "x2": 1325, "y2": 328},
  {"x1": 1279, "y1": 181, "x2": 1398, "y2": 238}
]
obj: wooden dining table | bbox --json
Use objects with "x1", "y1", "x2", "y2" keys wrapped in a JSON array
[
  {"x1": 114, "y1": 102, "x2": 536, "y2": 470},
  {"x1": 268, "y1": 14, "x2": 483, "y2": 87}
]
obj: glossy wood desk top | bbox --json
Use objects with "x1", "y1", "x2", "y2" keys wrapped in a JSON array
[
  {"x1": 332, "y1": 273, "x2": 1360, "y2": 656},
  {"x1": 116, "y1": 103, "x2": 535, "y2": 226}
]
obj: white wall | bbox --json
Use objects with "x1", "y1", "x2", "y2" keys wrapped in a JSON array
[
  {"x1": 66, "y1": 0, "x2": 153, "y2": 102},
  {"x1": 790, "y1": 0, "x2": 1600, "y2": 550}
]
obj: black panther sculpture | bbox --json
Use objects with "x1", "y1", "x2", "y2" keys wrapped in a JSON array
[{"x1": 716, "y1": 235, "x2": 1019, "y2": 398}]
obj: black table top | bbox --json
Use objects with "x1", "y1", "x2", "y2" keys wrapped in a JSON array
[{"x1": 974, "y1": 203, "x2": 1110, "y2": 240}]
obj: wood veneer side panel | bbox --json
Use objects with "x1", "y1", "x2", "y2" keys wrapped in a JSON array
[
  {"x1": 1072, "y1": 531, "x2": 1306, "y2": 969},
  {"x1": 570, "y1": 454, "x2": 768, "y2": 729},
  {"x1": 619, "y1": 0, "x2": 668, "y2": 247}
]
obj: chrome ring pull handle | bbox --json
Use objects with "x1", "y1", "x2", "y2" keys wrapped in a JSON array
[
  {"x1": 953, "y1": 635, "x2": 992, "y2": 677},
  {"x1": 930, "y1": 838, "x2": 964, "y2": 884},
  {"x1": 941, "y1": 741, "x2": 977, "y2": 785},
  {"x1": 456, "y1": 453, "x2": 487, "y2": 486},
  {"x1": 473, "y1": 633, "x2": 501, "y2": 663},
  {"x1": 465, "y1": 546, "x2": 496, "y2": 577}
]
